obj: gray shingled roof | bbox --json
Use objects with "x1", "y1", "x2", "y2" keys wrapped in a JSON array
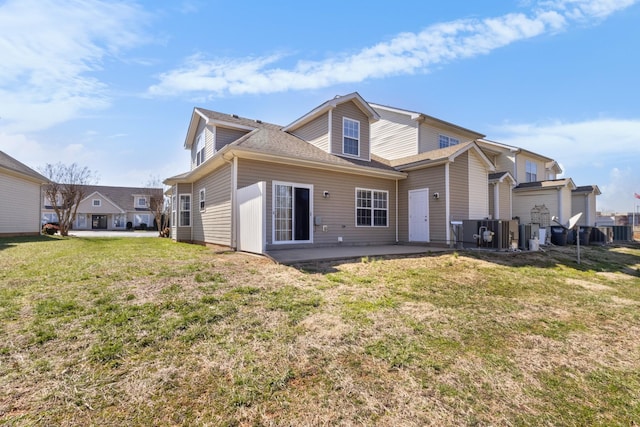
[
  {"x1": 195, "y1": 108, "x2": 280, "y2": 131},
  {"x1": 515, "y1": 178, "x2": 575, "y2": 190},
  {"x1": 0, "y1": 150, "x2": 49, "y2": 183},
  {"x1": 77, "y1": 185, "x2": 163, "y2": 211},
  {"x1": 230, "y1": 126, "x2": 399, "y2": 173},
  {"x1": 389, "y1": 141, "x2": 476, "y2": 168}
]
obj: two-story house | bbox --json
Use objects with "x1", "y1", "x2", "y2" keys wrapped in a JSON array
[
  {"x1": 476, "y1": 138, "x2": 600, "y2": 229},
  {"x1": 165, "y1": 93, "x2": 408, "y2": 253},
  {"x1": 42, "y1": 185, "x2": 163, "y2": 231},
  {"x1": 369, "y1": 103, "x2": 495, "y2": 245},
  {"x1": 166, "y1": 92, "x2": 600, "y2": 252}
]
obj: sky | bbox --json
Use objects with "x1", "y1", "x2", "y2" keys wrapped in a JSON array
[{"x1": 1, "y1": 0, "x2": 639, "y2": 213}]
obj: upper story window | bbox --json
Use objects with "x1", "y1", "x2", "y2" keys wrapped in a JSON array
[
  {"x1": 526, "y1": 160, "x2": 538, "y2": 182},
  {"x1": 92, "y1": 199, "x2": 101, "y2": 207},
  {"x1": 356, "y1": 188, "x2": 388, "y2": 227},
  {"x1": 195, "y1": 131, "x2": 206, "y2": 166},
  {"x1": 439, "y1": 134, "x2": 460, "y2": 149},
  {"x1": 199, "y1": 188, "x2": 206, "y2": 211},
  {"x1": 136, "y1": 197, "x2": 147, "y2": 208},
  {"x1": 343, "y1": 118, "x2": 360, "y2": 156}
]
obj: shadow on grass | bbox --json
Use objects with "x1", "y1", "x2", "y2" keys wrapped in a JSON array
[{"x1": 0, "y1": 234, "x2": 65, "y2": 251}]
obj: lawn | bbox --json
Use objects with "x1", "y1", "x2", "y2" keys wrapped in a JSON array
[{"x1": 1, "y1": 235, "x2": 639, "y2": 426}]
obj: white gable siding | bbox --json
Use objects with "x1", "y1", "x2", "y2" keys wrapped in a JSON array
[
  {"x1": 0, "y1": 172, "x2": 41, "y2": 234},
  {"x1": 468, "y1": 150, "x2": 489, "y2": 219},
  {"x1": 370, "y1": 110, "x2": 418, "y2": 160}
]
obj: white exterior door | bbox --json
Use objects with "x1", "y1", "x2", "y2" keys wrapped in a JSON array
[{"x1": 409, "y1": 188, "x2": 430, "y2": 242}]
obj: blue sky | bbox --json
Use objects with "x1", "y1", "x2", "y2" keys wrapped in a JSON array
[{"x1": 1, "y1": 0, "x2": 639, "y2": 213}]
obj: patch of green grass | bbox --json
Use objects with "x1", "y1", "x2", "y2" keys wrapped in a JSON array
[{"x1": 266, "y1": 285, "x2": 322, "y2": 324}]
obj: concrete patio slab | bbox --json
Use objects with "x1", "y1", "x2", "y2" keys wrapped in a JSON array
[{"x1": 266, "y1": 244, "x2": 451, "y2": 264}]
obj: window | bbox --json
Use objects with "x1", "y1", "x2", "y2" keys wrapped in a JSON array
[
  {"x1": 113, "y1": 214, "x2": 126, "y2": 228},
  {"x1": 134, "y1": 214, "x2": 150, "y2": 227},
  {"x1": 42, "y1": 212, "x2": 58, "y2": 224},
  {"x1": 343, "y1": 118, "x2": 360, "y2": 156},
  {"x1": 195, "y1": 131, "x2": 206, "y2": 166},
  {"x1": 199, "y1": 188, "x2": 206, "y2": 211},
  {"x1": 136, "y1": 197, "x2": 147, "y2": 208},
  {"x1": 439, "y1": 134, "x2": 460, "y2": 148},
  {"x1": 179, "y1": 194, "x2": 191, "y2": 227},
  {"x1": 92, "y1": 199, "x2": 101, "y2": 207},
  {"x1": 356, "y1": 188, "x2": 388, "y2": 227},
  {"x1": 526, "y1": 160, "x2": 538, "y2": 182},
  {"x1": 171, "y1": 194, "x2": 176, "y2": 227}
]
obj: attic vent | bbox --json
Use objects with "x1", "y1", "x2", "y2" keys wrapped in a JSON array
[
  {"x1": 232, "y1": 114, "x2": 239, "y2": 118},
  {"x1": 255, "y1": 119, "x2": 262, "y2": 124}
]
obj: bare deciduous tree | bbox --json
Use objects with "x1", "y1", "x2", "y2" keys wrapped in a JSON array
[
  {"x1": 40, "y1": 163, "x2": 97, "y2": 236},
  {"x1": 145, "y1": 176, "x2": 169, "y2": 237}
]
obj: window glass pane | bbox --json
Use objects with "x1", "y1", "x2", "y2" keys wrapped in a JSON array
[{"x1": 343, "y1": 119, "x2": 359, "y2": 156}]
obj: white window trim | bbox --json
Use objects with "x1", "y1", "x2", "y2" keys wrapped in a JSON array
[
  {"x1": 136, "y1": 197, "x2": 147, "y2": 208},
  {"x1": 355, "y1": 187, "x2": 389, "y2": 228},
  {"x1": 179, "y1": 194, "x2": 191, "y2": 227},
  {"x1": 439, "y1": 134, "x2": 460, "y2": 149},
  {"x1": 271, "y1": 181, "x2": 313, "y2": 245},
  {"x1": 195, "y1": 131, "x2": 206, "y2": 166},
  {"x1": 199, "y1": 188, "x2": 206, "y2": 211},
  {"x1": 342, "y1": 117, "x2": 360, "y2": 157},
  {"x1": 525, "y1": 160, "x2": 538, "y2": 182}
]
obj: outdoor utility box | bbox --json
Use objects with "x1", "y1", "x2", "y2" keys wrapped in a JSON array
[
  {"x1": 591, "y1": 227, "x2": 613, "y2": 245},
  {"x1": 518, "y1": 223, "x2": 540, "y2": 250},
  {"x1": 462, "y1": 220, "x2": 519, "y2": 250}
]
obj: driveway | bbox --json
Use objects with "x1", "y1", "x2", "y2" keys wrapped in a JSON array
[{"x1": 68, "y1": 230, "x2": 160, "y2": 238}]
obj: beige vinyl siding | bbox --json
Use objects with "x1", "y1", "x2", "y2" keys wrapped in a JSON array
[
  {"x1": 398, "y1": 165, "x2": 447, "y2": 244},
  {"x1": 496, "y1": 154, "x2": 516, "y2": 178},
  {"x1": 0, "y1": 172, "x2": 41, "y2": 235},
  {"x1": 513, "y1": 188, "x2": 571, "y2": 224},
  {"x1": 174, "y1": 183, "x2": 192, "y2": 242},
  {"x1": 236, "y1": 159, "x2": 397, "y2": 249},
  {"x1": 191, "y1": 164, "x2": 232, "y2": 246},
  {"x1": 418, "y1": 123, "x2": 473, "y2": 153},
  {"x1": 370, "y1": 110, "x2": 418, "y2": 160},
  {"x1": 289, "y1": 113, "x2": 330, "y2": 152},
  {"x1": 572, "y1": 193, "x2": 596, "y2": 226},
  {"x1": 331, "y1": 101, "x2": 371, "y2": 161},
  {"x1": 468, "y1": 150, "x2": 489, "y2": 219},
  {"x1": 449, "y1": 152, "x2": 470, "y2": 221},
  {"x1": 516, "y1": 154, "x2": 544, "y2": 183},
  {"x1": 190, "y1": 119, "x2": 207, "y2": 170},
  {"x1": 499, "y1": 182, "x2": 512, "y2": 220},
  {"x1": 77, "y1": 196, "x2": 122, "y2": 214},
  {"x1": 216, "y1": 126, "x2": 249, "y2": 151}
]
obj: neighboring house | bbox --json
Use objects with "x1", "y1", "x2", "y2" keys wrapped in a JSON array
[
  {"x1": 165, "y1": 93, "x2": 406, "y2": 252},
  {"x1": 0, "y1": 151, "x2": 49, "y2": 236},
  {"x1": 41, "y1": 185, "x2": 163, "y2": 230},
  {"x1": 165, "y1": 92, "x2": 600, "y2": 253}
]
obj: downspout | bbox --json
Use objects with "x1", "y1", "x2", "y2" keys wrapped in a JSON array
[
  {"x1": 395, "y1": 179, "x2": 399, "y2": 243},
  {"x1": 445, "y1": 162, "x2": 451, "y2": 244}
]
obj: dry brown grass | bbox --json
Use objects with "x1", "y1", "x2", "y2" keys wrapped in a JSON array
[{"x1": 1, "y1": 237, "x2": 639, "y2": 426}]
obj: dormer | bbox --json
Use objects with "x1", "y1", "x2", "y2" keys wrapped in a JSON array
[
  {"x1": 282, "y1": 92, "x2": 379, "y2": 162},
  {"x1": 184, "y1": 108, "x2": 258, "y2": 171}
]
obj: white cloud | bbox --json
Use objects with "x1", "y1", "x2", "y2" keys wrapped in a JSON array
[
  {"x1": 148, "y1": 0, "x2": 637, "y2": 98},
  {"x1": 0, "y1": 0, "x2": 149, "y2": 133}
]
